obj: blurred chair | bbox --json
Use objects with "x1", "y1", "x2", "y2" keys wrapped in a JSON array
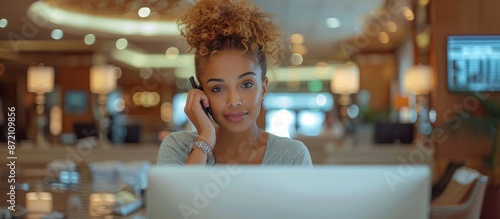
[
  {"x1": 432, "y1": 161, "x2": 465, "y2": 200},
  {"x1": 109, "y1": 124, "x2": 141, "y2": 144},
  {"x1": 430, "y1": 166, "x2": 488, "y2": 219},
  {"x1": 373, "y1": 122, "x2": 414, "y2": 144},
  {"x1": 124, "y1": 125, "x2": 141, "y2": 143},
  {"x1": 73, "y1": 122, "x2": 99, "y2": 139}
]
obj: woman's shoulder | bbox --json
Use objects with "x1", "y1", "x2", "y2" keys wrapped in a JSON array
[
  {"x1": 165, "y1": 130, "x2": 198, "y2": 141},
  {"x1": 264, "y1": 132, "x2": 312, "y2": 166},
  {"x1": 266, "y1": 132, "x2": 308, "y2": 152},
  {"x1": 160, "y1": 131, "x2": 198, "y2": 148}
]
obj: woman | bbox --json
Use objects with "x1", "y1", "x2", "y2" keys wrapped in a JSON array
[{"x1": 157, "y1": 0, "x2": 312, "y2": 166}]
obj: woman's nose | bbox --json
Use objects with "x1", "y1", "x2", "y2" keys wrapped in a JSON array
[{"x1": 227, "y1": 92, "x2": 242, "y2": 108}]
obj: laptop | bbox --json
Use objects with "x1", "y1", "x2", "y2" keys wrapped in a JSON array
[{"x1": 147, "y1": 165, "x2": 431, "y2": 219}]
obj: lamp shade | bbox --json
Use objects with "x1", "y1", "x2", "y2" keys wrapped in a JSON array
[
  {"x1": 27, "y1": 66, "x2": 54, "y2": 93},
  {"x1": 404, "y1": 65, "x2": 432, "y2": 94},
  {"x1": 330, "y1": 63, "x2": 360, "y2": 94},
  {"x1": 26, "y1": 192, "x2": 53, "y2": 213},
  {"x1": 90, "y1": 64, "x2": 117, "y2": 94}
]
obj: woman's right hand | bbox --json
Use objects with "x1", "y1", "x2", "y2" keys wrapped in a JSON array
[{"x1": 184, "y1": 89, "x2": 217, "y2": 147}]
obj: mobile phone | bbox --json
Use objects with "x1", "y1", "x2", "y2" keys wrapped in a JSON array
[{"x1": 188, "y1": 76, "x2": 213, "y2": 117}]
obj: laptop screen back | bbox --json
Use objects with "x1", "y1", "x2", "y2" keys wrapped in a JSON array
[{"x1": 147, "y1": 165, "x2": 431, "y2": 219}]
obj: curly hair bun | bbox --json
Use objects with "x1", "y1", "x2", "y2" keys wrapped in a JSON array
[{"x1": 178, "y1": 0, "x2": 284, "y2": 64}]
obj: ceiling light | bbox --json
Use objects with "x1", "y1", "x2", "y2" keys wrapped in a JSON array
[
  {"x1": 308, "y1": 80, "x2": 323, "y2": 93},
  {"x1": 111, "y1": 48, "x2": 195, "y2": 70},
  {"x1": 51, "y1": 29, "x2": 63, "y2": 40},
  {"x1": 116, "y1": 38, "x2": 128, "y2": 50},
  {"x1": 165, "y1": 47, "x2": 179, "y2": 59},
  {"x1": 0, "y1": 19, "x2": 7, "y2": 28},
  {"x1": 315, "y1": 62, "x2": 330, "y2": 76},
  {"x1": 112, "y1": 49, "x2": 343, "y2": 83},
  {"x1": 114, "y1": 98, "x2": 125, "y2": 112},
  {"x1": 161, "y1": 102, "x2": 173, "y2": 123},
  {"x1": 291, "y1": 45, "x2": 307, "y2": 55},
  {"x1": 140, "y1": 68, "x2": 153, "y2": 79},
  {"x1": 135, "y1": 91, "x2": 160, "y2": 107},
  {"x1": 419, "y1": 0, "x2": 430, "y2": 6},
  {"x1": 326, "y1": 18, "x2": 341, "y2": 29},
  {"x1": 403, "y1": 7, "x2": 415, "y2": 21},
  {"x1": 27, "y1": 1, "x2": 180, "y2": 37},
  {"x1": 133, "y1": 92, "x2": 142, "y2": 105},
  {"x1": 378, "y1": 32, "x2": 389, "y2": 44},
  {"x1": 114, "y1": 67, "x2": 122, "y2": 79},
  {"x1": 315, "y1": 94, "x2": 327, "y2": 106},
  {"x1": 138, "y1": 7, "x2": 151, "y2": 18},
  {"x1": 84, "y1": 34, "x2": 96, "y2": 45},
  {"x1": 290, "y1": 53, "x2": 303, "y2": 65},
  {"x1": 416, "y1": 32, "x2": 430, "y2": 49},
  {"x1": 147, "y1": 92, "x2": 160, "y2": 106},
  {"x1": 386, "y1": 21, "x2": 398, "y2": 32},
  {"x1": 289, "y1": 34, "x2": 304, "y2": 44}
]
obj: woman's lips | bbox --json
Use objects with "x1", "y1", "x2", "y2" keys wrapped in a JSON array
[{"x1": 224, "y1": 111, "x2": 248, "y2": 122}]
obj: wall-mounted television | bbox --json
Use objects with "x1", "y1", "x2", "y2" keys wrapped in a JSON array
[{"x1": 447, "y1": 35, "x2": 500, "y2": 92}]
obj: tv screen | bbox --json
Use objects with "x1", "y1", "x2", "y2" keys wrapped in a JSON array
[{"x1": 447, "y1": 35, "x2": 500, "y2": 92}]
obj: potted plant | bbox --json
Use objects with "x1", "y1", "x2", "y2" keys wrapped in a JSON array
[{"x1": 442, "y1": 92, "x2": 500, "y2": 218}]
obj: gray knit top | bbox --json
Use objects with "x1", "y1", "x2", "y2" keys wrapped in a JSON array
[{"x1": 157, "y1": 131, "x2": 313, "y2": 167}]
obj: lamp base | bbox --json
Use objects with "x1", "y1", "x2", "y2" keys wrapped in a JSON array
[
  {"x1": 35, "y1": 97, "x2": 50, "y2": 149},
  {"x1": 97, "y1": 134, "x2": 111, "y2": 148},
  {"x1": 35, "y1": 134, "x2": 50, "y2": 149},
  {"x1": 95, "y1": 94, "x2": 111, "y2": 148}
]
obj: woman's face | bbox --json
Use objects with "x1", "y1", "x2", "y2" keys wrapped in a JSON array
[{"x1": 199, "y1": 50, "x2": 267, "y2": 133}]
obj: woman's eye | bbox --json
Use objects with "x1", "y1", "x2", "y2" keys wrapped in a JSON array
[
  {"x1": 242, "y1": 82, "x2": 254, "y2": 88},
  {"x1": 211, "y1": 87, "x2": 224, "y2": 93}
]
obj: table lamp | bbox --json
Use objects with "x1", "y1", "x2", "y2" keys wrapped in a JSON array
[
  {"x1": 330, "y1": 62, "x2": 360, "y2": 146},
  {"x1": 90, "y1": 64, "x2": 117, "y2": 148},
  {"x1": 26, "y1": 192, "x2": 53, "y2": 219},
  {"x1": 330, "y1": 62, "x2": 360, "y2": 95},
  {"x1": 27, "y1": 65, "x2": 54, "y2": 148},
  {"x1": 404, "y1": 64, "x2": 432, "y2": 95},
  {"x1": 404, "y1": 64, "x2": 433, "y2": 142}
]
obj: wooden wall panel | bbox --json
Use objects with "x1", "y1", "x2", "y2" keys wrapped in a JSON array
[
  {"x1": 355, "y1": 53, "x2": 397, "y2": 112},
  {"x1": 60, "y1": 65, "x2": 92, "y2": 133},
  {"x1": 430, "y1": 0, "x2": 500, "y2": 170}
]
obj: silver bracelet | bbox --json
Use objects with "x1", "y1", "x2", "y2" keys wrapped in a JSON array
[{"x1": 189, "y1": 138, "x2": 213, "y2": 159}]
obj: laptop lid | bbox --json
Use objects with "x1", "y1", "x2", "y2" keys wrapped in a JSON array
[{"x1": 147, "y1": 165, "x2": 431, "y2": 219}]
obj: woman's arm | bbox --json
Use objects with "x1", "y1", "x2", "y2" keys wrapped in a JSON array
[
  {"x1": 157, "y1": 132, "x2": 216, "y2": 165},
  {"x1": 185, "y1": 134, "x2": 216, "y2": 165}
]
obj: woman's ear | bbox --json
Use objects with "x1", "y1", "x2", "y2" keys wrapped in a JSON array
[{"x1": 261, "y1": 77, "x2": 268, "y2": 99}]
